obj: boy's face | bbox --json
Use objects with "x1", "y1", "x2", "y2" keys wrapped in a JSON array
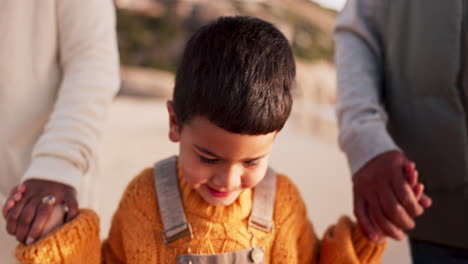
[{"x1": 167, "y1": 102, "x2": 277, "y2": 206}]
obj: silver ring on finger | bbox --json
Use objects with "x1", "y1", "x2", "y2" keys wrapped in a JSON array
[
  {"x1": 62, "y1": 204, "x2": 69, "y2": 213},
  {"x1": 41, "y1": 195, "x2": 56, "y2": 206}
]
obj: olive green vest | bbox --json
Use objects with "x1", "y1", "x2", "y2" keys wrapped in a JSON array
[{"x1": 383, "y1": 0, "x2": 468, "y2": 248}]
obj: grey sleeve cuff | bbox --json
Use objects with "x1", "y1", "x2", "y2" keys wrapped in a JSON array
[{"x1": 339, "y1": 121, "x2": 400, "y2": 175}]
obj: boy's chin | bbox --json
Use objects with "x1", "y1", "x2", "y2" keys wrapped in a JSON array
[{"x1": 199, "y1": 191, "x2": 240, "y2": 206}]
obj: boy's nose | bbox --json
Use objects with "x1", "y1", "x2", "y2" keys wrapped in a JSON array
[{"x1": 212, "y1": 165, "x2": 242, "y2": 191}]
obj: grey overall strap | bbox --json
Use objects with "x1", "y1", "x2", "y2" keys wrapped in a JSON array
[
  {"x1": 154, "y1": 156, "x2": 192, "y2": 243},
  {"x1": 248, "y1": 167, "x2": 276, "y2": 233}
]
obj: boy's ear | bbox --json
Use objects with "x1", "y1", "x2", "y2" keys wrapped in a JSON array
[{"x1": 166, "y1": 101, "x2": 180, "y2": 142}]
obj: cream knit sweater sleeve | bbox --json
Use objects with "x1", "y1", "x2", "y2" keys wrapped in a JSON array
[{"x1": 22, "y1": 0, "x2": 120, "y2": 192}]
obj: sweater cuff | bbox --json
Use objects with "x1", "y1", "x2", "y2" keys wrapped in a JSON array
[
  {"x1": 21, "y1": 156, "x2": 83, "y2": 192},
  {"x1": 340, "y1": 121, "x2": 400, "y2": 175},
  {"x1": 15, "y1": 209, "x2": 100, "y2": 264},
  {"x1": 352, "y1": 224, "x2": 386, "y2": 264}
]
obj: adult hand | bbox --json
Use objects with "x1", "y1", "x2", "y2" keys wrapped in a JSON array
[
  {"x1": 4, "y1": 179, "x2": 78, "y2": 244},
  {"x1": 353, "y1": 150, "x2": 430, "y2": 241},
  {"x1": 2, "y1": 184, "x2": 26, "y2": 218},
  {"x1": 403, "y1": 162, "x2": 432, "y2": 209}
]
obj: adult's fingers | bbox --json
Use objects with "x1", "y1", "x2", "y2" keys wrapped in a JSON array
[
  {"x1": 413, "y1": 183, "x2": 424, "y2": 201},
  {"x1": 3, "y1": 186, "x2": 20, "y2": 218},
  {"x1": 40, "y1": 205, "x2": 66, "y2": 240},
  {"x1": 6, "y1": 197, "x2": 30, "y2": 235},
  {"x1": 354, "y1": 195, "x2": 378, "y2": 241},
  {"x1": 369, "y1": 193, "x2": 405, "y2": 240},
  {"x1": 419, "y1": 194, "x2": 433, "y2": 208},
  {"x1": 366, "y1": 205, "x2": 386, "y2": 242},
  {"x1": 403, "y1": 162, "x2": 417, "y2": 187},
  {"x1": 64, "y1": 197, "x2": 79, "y2": 222},
  {"x1": 13, "y1": 184, "x2": 27, "y2": 200},
  {"x1": 413, "y1": 184, "x2": 432, "y2": 209},
  {"x1": 391, "y1": 169, "x2": 423, "y2": 217},
  {"x1": 24, "y1": 201, "x2": 55, "y2": 245},
  {"x1": 15, "y1": 198, "x2": 42, "y2": 244},
  {"x1": 378, "y1": 184, "x2": 415, "y2": 230},
  {"x1": 2, "y1": 199, "x2": 15, "y2": 219},
  {"x1": 10, "y1": 184, "x2": 26, "y2": 203},
  {"x1": 3, "y1": 184, "x2": 28, "y2": 218},
  {"x1": 8, "y1": 186, "x2": 19, "y2": 198},
  {"x1": 23, "y1": 179, "x2": 78, "y2": 222}
]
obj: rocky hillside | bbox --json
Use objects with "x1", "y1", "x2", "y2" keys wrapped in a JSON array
[{"x1": 115, "y1": 0, "x2": 337, "y2": 72}]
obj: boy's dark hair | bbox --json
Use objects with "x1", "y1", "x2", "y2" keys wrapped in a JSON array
[{"x1": 173, "y1": 16, "x2": 295, "y2": 135}]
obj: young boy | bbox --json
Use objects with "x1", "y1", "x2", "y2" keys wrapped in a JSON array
[{"x1": 9, "y1": 16, "x2": 400, "y2": 263}]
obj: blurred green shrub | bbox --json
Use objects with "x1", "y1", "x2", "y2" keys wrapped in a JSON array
[
  {"x1": 117, "y1": 9, "x2": 185, "y2": 72},
  {"x1": 116, "y1": 4, "x2": 334, "y2": 72}
]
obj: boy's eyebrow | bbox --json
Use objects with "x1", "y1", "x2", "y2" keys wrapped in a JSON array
[
  {"x1": 193, "y1": 144, "x2": 222, "y2": 159},
  {"x1": 247, "y1": 153, "x2": 269, "y2": 161},
  {"x1": 192, "y1": 144, "x2": 269, "y2": 161}
]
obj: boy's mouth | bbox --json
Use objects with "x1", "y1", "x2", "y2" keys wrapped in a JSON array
[{"x1": 206, "y1": 185, "x2": 232, "y2": 198}]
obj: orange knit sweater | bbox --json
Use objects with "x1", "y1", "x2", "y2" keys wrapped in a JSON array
[{"x1": 15, "y1": 167, "x2": 385, "y2": 264}]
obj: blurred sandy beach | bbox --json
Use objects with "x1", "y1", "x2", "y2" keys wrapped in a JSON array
[{"x1": 95, "y1": 95, "x2": 411, "y2": 263}]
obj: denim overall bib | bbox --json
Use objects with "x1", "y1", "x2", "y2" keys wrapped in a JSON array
[{"x1": 153, "y1": 157, "x2": 276, "y2": 264}]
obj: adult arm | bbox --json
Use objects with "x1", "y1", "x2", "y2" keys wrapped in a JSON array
[
  {"x1": 23, "y1": 0, "x2": 120, "y2": 195},
  {"x1": 335, "y1": 0, "x2": 396, "y2": 172},
  {"x1": 6, "y1": 0, "x2": 119, "y2": 245},
  {"x1": 335, "y1": 0, "x2": 426, "y2": 241}
]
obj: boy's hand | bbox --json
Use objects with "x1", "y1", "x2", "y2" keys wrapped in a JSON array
[
  {"x1": 352, "y1": 151, "x2": 430, "y2": 241},
  {"x1": 4, "y1": 179, "x2": 78, "y2": 244}
]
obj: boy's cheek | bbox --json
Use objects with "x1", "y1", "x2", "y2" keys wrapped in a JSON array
[
  {"x1": 180, "y1": 157, "x2": 212, "y2": 185},
  {"x1": 242, "y1": 166, "x2": 269, "y2": 189},
  {"x1": 183, "y1": 169, "x2": 207, "y2": 187}
]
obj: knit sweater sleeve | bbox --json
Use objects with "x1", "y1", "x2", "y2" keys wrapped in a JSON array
[
  {"x1": 15, "y1": 209, "x2": 101, "y2": 264},
  {"x1": 270, "y1": 175, "x2": 386, "y2": 264},
  {"x1": 319, "y1": 216, "x2": 386, "y2": 264},
  {"x1": 15, "y1": 169, "x2": 159, "y2": 264}
]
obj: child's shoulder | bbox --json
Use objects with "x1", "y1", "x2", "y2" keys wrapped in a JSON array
[
  {"x1": 273, "y1": 173, "x2": 308, "y2": 223},
  {"x1": 126, "y1": 167, "x2": 154, "y2": 191},
  {"x1": 117, "y1": 167, "x2": 160, "y2": 220},
  {"x1": 274, "y1": 173, "x2": 304, "y2": 201},
  {"x1": 121, "y1": 167, "x2": 155, "y2": 200}
]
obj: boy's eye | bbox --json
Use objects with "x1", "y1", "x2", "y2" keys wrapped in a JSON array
[
  {"x1": 199, "y1": 155, "x2": 218, "y2": 164},
  {"x1": 243, "y1": 160, "x2": 258, "y2": 167}
]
